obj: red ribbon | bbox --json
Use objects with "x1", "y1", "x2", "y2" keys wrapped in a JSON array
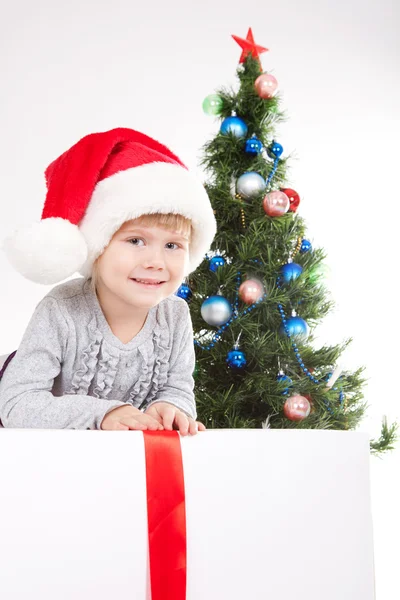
[{"x1": 143, "y1": 431, "x2": 187, "y2": 600}]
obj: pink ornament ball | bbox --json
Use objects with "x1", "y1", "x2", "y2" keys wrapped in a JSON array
[
  {"x1": 254, "y1": 73, "x2": 278, "y2": 99},
  {"x1": 238, "y1": 279, "x2": 264, "y2": 304},
  {"x1": 283, "y1": 395, "x2": 311, "y2": 421},
  {"x1": 263, "y1": 191, "x2": 290, "y2": 217}
]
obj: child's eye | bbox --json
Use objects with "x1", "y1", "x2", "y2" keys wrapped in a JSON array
[
  {"x1": 128, "y1": 238, "x2": 145, "y2": 246},
  {"x1": 166, "y1": 242, "x2": 180, "y2": 250}
]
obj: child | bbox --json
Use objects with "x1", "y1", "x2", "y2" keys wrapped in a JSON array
[{"x1": 0, "y1": 127, "x2": 216, "y2": 433}]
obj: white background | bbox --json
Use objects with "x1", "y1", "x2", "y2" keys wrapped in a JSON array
[{"x1": 0, "y1": 1, "x2": 399, "y2": 597}]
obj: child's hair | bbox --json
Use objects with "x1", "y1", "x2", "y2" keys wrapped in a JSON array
[{"x1": 90, "y1": 212, "x2": 192, "y2": 292}]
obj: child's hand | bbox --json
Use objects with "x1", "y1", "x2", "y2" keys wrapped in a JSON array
[
  {"x1": 101, "y1": 405, "x2": 164, "y2": 431},
  {"x1": 145, "y1": 402, "x2": 206, "y2": 436}
]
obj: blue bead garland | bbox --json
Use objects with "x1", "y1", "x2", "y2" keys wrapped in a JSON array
[
  {"x1": 276, "y1": 276, "x2": 336, "y2": 413},
  {"x1": 276, "y1": 252, "x2": 339, "y2": 406},
  {"x1": 266, "y1": 158, "x2": 280, "y2": 189}
]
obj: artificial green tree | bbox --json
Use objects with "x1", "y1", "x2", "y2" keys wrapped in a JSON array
[{"x1": 180, "y1": 29, "x2": 395, "y2": 454}]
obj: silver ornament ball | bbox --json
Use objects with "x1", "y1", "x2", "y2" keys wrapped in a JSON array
[
  {"x1": 236, "y1": 172, "x2": 266, "y2": 200},
  {"x1": 201, "y1": 295, "x2": 232, "y2": 327}
]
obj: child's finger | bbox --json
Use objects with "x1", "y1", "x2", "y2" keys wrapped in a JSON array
[
  {"x1": 188, "y1": 418, "x2": 199, "y2": 435},
  {"x1": 143, "y1": 418, "x2": 163, "y2": 431},
  {"x1": 115, "y1": 422, "x2": 130, "y2": 431},
  {"x1": 145, "y1": 409, "x2": 163, "y2": 425},
  {"x1": 175, "y1": 411, "x2": 189, "y2": 436},
  {"x1": 140, "y1": 414, "x2": 164, "y2": 430},
  {"x1": 121, "y1": 418, "x2": 148, "y2": 431},
  {"x1": 197, "y1": 421, "x2": 206, "y2": 431},
  {"x1": 161, "y1": 406, "x2": 176, "y2": 431}
]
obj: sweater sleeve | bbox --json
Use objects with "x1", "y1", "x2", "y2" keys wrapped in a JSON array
[
  {"x1": 0, "y1": 297, "x2": 125, "y2": 429},
  {"x1": 145, "y1": 300, "x2": 196, "y2": 419}
]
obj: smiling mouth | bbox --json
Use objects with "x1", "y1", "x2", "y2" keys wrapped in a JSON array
[{"x1": 130, "y1": 278, "x2": 166, "y2": 287}]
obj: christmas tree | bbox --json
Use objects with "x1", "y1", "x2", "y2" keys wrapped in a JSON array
[{"x1": 178, "y1": 29, "x2": 396, "y2": 454}]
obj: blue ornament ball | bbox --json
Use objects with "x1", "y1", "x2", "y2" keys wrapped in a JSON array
[
  {"x1": 226, "y1": 349, "x2": 247, "y2": 369},
  {"x1": 245, "y1": 137, "x2": 263, "y2": 155},
  {"x1": 280, "y1": 262, "x2": 303, "y2": 284},
  {"x1": 276, "y1": 373, "x2": 293, "y2": 395},
  {"x1": 175, "y1": 284, "x2": 193, "y2": 303},
  {"x1": 201, "y1": 296, "x2": 232, "y2": 327},
  {"x1": 267, "y1": 141, "x2": 284, "y2": 159},
  {"x1": 220, "y1": 116, "x2": 248, "y2": 138},
  {"x1": 279, "y1": 316, "x2": 309, "y2": 341},
  {"x1": 209, "y1": 255, "x2": 226, "y2": 272},
  {"x1": 300, "y1": 239, "x2": 312, "y2": 254}
]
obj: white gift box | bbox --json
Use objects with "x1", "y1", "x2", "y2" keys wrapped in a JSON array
[{"x1": 0, "y1": 429, "x2": 374, "y2": 599}]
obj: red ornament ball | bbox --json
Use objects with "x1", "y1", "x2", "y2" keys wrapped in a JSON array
[
  {"x1": 263, "y1": 190, "x2": 290, "y2": 217},
  {"x1": 254, "y1": 73, "x2": 278, "y2": 99},
  {"x1": 239, "y1": 279, "x2": 264, "y2": 304},
  {"x1": 283, "y1": 394, "x2": 311, "y2": 421},
  {"x1": 280, "y1": 188, "x2": 300, "y2": 212}
]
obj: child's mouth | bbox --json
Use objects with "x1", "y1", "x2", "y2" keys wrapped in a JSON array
[{"x1": 130, "y1": 278, "x2": 165, "y2": 289}]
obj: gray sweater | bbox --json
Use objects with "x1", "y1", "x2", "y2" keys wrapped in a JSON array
[{"x1": 0, "y1": 277, "x2": 196, "y2": 429}]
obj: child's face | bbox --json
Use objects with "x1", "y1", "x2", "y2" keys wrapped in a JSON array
[{"x1": 95, "y1": 219, "x2": 190, "y2": 310}]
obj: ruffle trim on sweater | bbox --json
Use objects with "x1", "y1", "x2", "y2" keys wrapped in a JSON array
[
  {"x1": 65, "y1": 313, "x2": 171, "y2": 403},
  {"x1": 92, "y1": 343, "x2": 120, "y2": 399},
  {"x1": 66, "y1": 317, "x2": 102, "y2": 396},
  {"x1": 129, "y1": 311, "x2": 170, "y2": 406}
]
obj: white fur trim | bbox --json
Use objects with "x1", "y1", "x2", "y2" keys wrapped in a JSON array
[
  {"x1": 2, "y1": 218, "x2": 88, "y2": 285},
  {"x1": 78, "y1": 162, "x2": 216, "y2": 277}
]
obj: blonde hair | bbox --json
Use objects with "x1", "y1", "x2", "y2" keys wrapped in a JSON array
[{"x1": 89, "y1": 212, "x2": 192, "y2": 292}]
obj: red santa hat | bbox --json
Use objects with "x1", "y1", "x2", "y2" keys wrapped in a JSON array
[{"x1": 3, "y1": 127, "x2": 216, "y2": 285}]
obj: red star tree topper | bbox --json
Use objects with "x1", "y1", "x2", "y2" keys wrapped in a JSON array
[{"x1": 231, "y1": 28, "x2": 268, "y2": 66}]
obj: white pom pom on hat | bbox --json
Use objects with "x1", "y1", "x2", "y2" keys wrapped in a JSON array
[
  {"x1": 3, "y1": 218, "x2": 88, "y2": 286},
  {"x1": 2, "y1": 127, "x2": 216, "y2": 285}
]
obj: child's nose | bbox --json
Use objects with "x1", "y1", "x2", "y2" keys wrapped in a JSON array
[{"x1": 142, "y1": 248, "x2": 165, "y2": 270}]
